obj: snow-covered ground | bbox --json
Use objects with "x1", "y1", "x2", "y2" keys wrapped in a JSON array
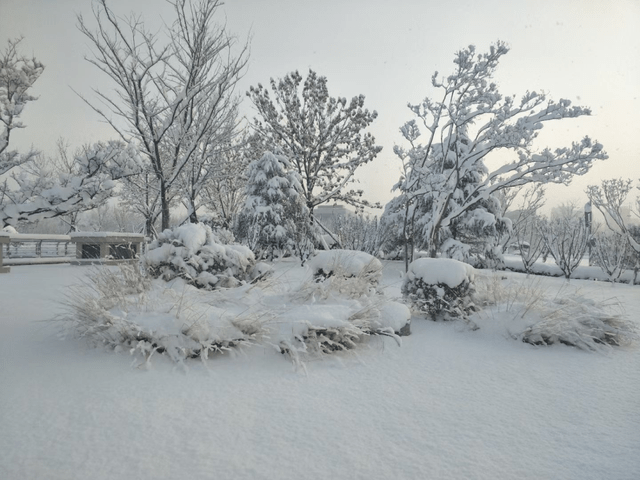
[{"x1": 1, "y1": 261, "x2": 639, "y2": 480}]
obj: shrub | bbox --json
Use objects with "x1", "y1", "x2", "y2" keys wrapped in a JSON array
[
  {"x1": 402, "y1": 258, "x2": 476, "y2": 321},
  {"x1": 142, "y1": 223, "x2": 255, "y2": 289},
  {"x1": 539, "y1": 216, "x2": 589, "y2": 279}
]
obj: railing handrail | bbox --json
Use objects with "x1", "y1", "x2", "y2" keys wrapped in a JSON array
[{"x1": 5, "y1": 233, "x2": 72, "y2": 242}]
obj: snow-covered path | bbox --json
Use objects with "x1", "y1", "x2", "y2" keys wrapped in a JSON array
[{"x1": 1, "y1": 263, "x2": 639, "y2": 479}]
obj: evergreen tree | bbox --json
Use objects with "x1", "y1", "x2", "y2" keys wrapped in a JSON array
[{"x1": 239, "y1": 151, "x2": 310, "y2": 261}]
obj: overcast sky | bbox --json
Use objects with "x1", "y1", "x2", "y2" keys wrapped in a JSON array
[{"x1": 1, "y1": 0, "x2": 639, "y2": 212}]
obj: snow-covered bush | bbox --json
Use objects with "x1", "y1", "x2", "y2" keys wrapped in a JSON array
[
  {"x1": 402, "y1": 258, "x2": 476, "y2": 321},
  {"x1": 141, "y1": 222, "x2": 255, "y2": 290},
  {"x1": 57, "y1": 264, "x2": 267, "y2": 365},
  {"x1": 278, "y1": 250, "x2": 409, "y2": 367},
  {"x1": 307, "y1": 249, "x2": 383, "y2": 298},
  {"x1": 473, "y1": 275, "x2": 637, "y2": 351}
]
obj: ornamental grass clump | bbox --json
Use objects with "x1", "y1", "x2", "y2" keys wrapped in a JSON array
[
  {"x1": 472, "y1": 275, "x2": 638, "y2": 351},
  {"x1": 57, "y1": 264, "x2": 268, "y2": 366},
  {"x1": 306, "y1": 249, "x2": 383, "y2": 299}
]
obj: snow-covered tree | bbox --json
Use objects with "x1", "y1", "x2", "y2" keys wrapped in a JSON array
[
  {"x1": 247, "y1": 69, "x2": 382, "y2": 229},
  {"x1": 0, "y1": 37, "x2": 44, "y2": 176},
  {"x1": 586, "y1": 178, "x2": 640, "y2": 258},
  {"x1": 329, "y1": 214, "x2": 391, "y2": 257},
  {"x1": 591, "y1": 231, "x2": 630, "y2": 283},
  {"x1": 539, "y1": 212, "x2": 590, "y2": 279},
  {"x1": 498, "y1": 183, "x2": 546, "y2": 253},
  {"x1": 1, "y1": 141, "x2": 145, "y2": 227},
  {"x1": 383, "y1": 41, "x2": 607, "y2": 270},
  {"x1": 238, "y1": 151, "x2": 310, "y2": 260},
  {"x1": 119, "y1": 167, "x2": 163, "y2": 236},
  {"x1": 77, "y1": 0, "x2": 248, "y2": 231},
  {"x1": 514, "y1": 214, "x2": 546, "y2": 274},
  {"x1": 2, "y1": 138, "x2": 86, "y2": 232},
  {"x1": 199, "y1": 131, "x2": 256, "y2": 229}
]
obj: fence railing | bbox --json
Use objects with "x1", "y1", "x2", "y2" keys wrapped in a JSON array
[{"x1": 2, "y1": 234, "x2": 76, "y2": 266}]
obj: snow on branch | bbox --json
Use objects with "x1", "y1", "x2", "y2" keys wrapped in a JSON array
[
  {"x1": 247, "y1": 69, "x2": 382, "y2": 216},
  {"x1": 1, "y1": 141, "x2": 145, "y2": 226},
  {"x1": 0, "y1": 37, "x2": 44, "y2": 176},
  {"x1": 382, "y1": 40, "x2": 608, "y2": 267}
]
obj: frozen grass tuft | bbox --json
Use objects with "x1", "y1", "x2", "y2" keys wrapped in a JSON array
[
  {"x1": 473, "y1": 274, "x2": 638, "y2": 351},
  {"x1": 56, "y1": 264, "x2": 268, "y2": 366}
]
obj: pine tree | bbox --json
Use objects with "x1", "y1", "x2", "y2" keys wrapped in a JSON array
[{"x1": 239, "y1": 151, "x2": 310, "y2": 260}]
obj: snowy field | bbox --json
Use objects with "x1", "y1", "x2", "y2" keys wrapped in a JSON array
[{"x1": 1, "y1": 261, "x2": 639, "y2": 480}]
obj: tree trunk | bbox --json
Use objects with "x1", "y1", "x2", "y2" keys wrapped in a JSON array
[{"x1": 160, "y1": 180, "x2": 170, "y2": 231}]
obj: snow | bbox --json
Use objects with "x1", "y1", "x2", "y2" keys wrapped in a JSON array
[
  {"x1": 405, "y1": 257, "x2": 476, "y2": 287},
  {"x1": 1, "y1": 261, "x2": 639, "y2": 479},
  {"x1": 503, "y1": 254, "x2": 638, "y2": 283},
  {"x1": 309, "y1": 249, "x2": 383, "y2": 279},
  {"x1": 172, "y1": 223, "x2": 207, "y2": 252},
  {"x1": 68, "y1": 232, "x2": 143, "y2": 239}
]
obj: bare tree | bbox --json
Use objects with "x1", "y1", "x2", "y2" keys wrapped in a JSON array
[
  {"x1": 586, "y1": 178, "x2": 640, "y2": 255},
  {"x1": 539, "y1": 208, "x2": 590, "y2": 279},
  {"x1": 77, "y1": 0, "x2": 248, "y2": 231},
  {"x1": 200, "y1": 132, "x2": 255, "y2": 229},
  {"x1": 0, "y1": 37, "x2": 44, "y2": 176},
  {"x1": 498, "y1": 183, "x2": 546, "y2": 253}
]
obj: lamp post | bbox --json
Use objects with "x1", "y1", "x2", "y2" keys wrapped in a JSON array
[{"x1": 585, "y1": 201, "x2": 592, "y2": 264}]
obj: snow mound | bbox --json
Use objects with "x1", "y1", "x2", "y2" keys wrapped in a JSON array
[
  {"x1": 310, "y1": 249, "x2": 382, "y2": 283},
  {"x1": 405, "y1": 257, "x2": 475, "y2": 287},
  {"x1": 375, "y1": 301, "x2": 412, "y2": 335},
  {"x1": 142, "y1": 223, "x2": 255, "y2": 290}
]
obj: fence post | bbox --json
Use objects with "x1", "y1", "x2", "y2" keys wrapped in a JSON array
[{"x1": 0, "y1": 235, "x2": 10, "y2": 273}]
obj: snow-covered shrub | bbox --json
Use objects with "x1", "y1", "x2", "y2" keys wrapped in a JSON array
[
  {"x1": 57, "y1": 264, "x2": 268, "y2": 365},
  {"x1": 249, "y1": 261, "x2": 274, "y2": 283},
  {"x1": 473, "y1": 275, "x2": 637, "y2": 351},
  {"x1": 402, "y1": 258, "x2": 476, "y2": 321},
  {"x1": 307, "y1": 249, "x2": 383, "y2": 298},
  {"x1": 141, "y1": 222, "x2": 255, "y2": 290}
]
